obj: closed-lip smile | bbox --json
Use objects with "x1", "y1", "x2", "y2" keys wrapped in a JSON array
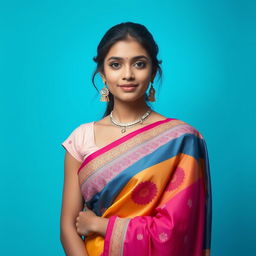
[{"x1": 119, "y1": 84, "x2": 138, "y2": 87}]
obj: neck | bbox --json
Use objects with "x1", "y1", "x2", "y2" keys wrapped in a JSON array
[{"x1": 111, "y1": 97, "x2": 151, "y2": 123}]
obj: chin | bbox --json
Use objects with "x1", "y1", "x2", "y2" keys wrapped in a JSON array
[{"x1": 115, "y1": 94, "x2": 145, "y2": 103}]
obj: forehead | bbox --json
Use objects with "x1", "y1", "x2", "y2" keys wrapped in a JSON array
[{"x1": 105, "y1": 40, "x2": 149, "y2": 59}]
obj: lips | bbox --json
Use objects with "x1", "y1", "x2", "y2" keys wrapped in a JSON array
[
  {"x1": 119, "y1": 84, "x2": 138, "y2": 87},
  {"x1": 118, "y1": 84, "x2": 138, "y2": 92}
]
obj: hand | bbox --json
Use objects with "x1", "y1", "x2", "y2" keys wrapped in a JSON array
[{"x1": 75, "y1": 207, "x2": 97, "y2": 236}]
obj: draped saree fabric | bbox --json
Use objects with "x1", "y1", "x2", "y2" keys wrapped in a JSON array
[{"x1": 77, "y1": 118, "x2": 212, "y2": 256}]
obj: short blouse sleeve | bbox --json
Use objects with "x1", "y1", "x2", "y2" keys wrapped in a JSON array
[{"x1": 61, "y1": 125, "x2": 84, "y2": 162}]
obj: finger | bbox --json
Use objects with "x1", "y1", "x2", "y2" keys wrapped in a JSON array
[{"x1": 79, "y1": 211, "x2": 83, "y2": 216}]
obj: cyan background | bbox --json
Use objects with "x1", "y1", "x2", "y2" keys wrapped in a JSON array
[{"x1": 1, "y1": 0, "x2": 255, "y2": 255}]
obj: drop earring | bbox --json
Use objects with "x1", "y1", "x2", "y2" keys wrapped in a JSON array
[
  {"x1": 100, "y1": 81, "x2": 109, "y2": 102},
  {"x1": 147, "y1": 82, "x2": 156, "y2": 102}
]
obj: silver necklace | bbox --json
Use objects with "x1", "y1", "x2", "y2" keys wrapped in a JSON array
[{"x1": 110, "y1": 109, "x2": 152, "y2": 133}]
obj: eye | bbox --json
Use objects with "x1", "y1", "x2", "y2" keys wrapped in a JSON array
[
  {"x1": 109, "y1": 62, "x2": 121, "y2": 69},
  {"x1": 134, "y1": 61, "x2": 146, "y2": 69}
]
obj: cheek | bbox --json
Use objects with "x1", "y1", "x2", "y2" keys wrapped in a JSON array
[
  {"x1": 107, "y1": 74, "x2": 120, "y2": 83},
  {"x1": 103, "y1": 65, "x2": 152, "y2": 85},
  {"x1": 104, "y1": 69, "x2": 119, "y2": 83},
  {"x1": 136, "y1": 71, "x2": 151, "y2": 83}
]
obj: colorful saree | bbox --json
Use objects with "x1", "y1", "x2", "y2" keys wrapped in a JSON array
[{"x1": 77, "y1": 118, "x2": 212, "y2": 256}]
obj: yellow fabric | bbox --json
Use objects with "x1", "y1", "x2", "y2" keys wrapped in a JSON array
[{"x1": 85, "y1": 153, "x2": 203, "y2": 255}]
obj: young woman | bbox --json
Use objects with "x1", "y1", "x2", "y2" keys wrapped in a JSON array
[{"x1": 60, "y1": 22, "x2": 212, "y2": 256}]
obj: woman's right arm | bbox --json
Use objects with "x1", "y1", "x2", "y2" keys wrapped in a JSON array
[{"x1": 60, "y1": 151, "x2": 88, "y2": 256}]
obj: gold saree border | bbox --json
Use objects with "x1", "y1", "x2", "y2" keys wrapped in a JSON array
[
  {"x1": 78, "y1": 119, "x2": 186, "y2": 185},
  {"x1": 109, "y1": 217, "x2": 131, "y2": 256}
]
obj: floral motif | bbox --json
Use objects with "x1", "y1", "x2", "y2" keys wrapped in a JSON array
[
  {"x1": 80, "y1": 124, "x2": 199, "y2": 201},
  {"x1": 68, "y1": 140, "x2": 72, "y2": 144},
  {"x1": 137, "y1": 233, "x2": 144, "y2": 240},
  {"x1": 159, "y1": 232, "x2": 168, "y2": 242},
  {"x1": 167, "y1": 167, "x2": 185, "y2": 191},
  {"x1": 131, "y1": 181, "x2": 157, "y2": 205}
]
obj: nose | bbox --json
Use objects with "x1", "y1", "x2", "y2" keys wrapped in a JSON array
[{"x1": 122, "y1": 65, "x2": 135, "y2": 80}]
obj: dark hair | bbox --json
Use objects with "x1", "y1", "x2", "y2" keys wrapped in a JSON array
[{"x1": 92, "y1": 22, "x2": 162, "y2": 117}]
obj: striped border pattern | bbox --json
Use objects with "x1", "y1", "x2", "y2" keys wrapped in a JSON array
[
  {"x1": 79, "y1": 120, "x2": 184, "y2": 184},
  {"x1": 79, "y1": 121, "x2": 202, "y2": 201},
  {"x1": 109, "y1": 217, "x2": 131, "y2": 256}
]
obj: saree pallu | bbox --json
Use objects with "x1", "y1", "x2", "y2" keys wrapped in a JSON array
[{"x1": 77, "y1": 118, "x2": 212, "y2": 256}]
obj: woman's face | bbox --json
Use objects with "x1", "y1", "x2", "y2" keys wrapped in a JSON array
[{"x1": 100, "y1": 38, "x2": 155, "y2": 103}]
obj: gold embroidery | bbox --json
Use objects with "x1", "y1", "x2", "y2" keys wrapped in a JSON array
[{"x1": 109, "y1": 217, "x2": 130, "y2": 256}]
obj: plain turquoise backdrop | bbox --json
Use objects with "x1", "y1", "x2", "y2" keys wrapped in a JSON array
[{"x1": 1, "y1": 0, "x2": 255, "y2": 255}]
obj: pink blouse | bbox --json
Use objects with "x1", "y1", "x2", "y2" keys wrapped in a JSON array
[{"x1": 61, "y1": 122, "x2": 100, "y2": 163}]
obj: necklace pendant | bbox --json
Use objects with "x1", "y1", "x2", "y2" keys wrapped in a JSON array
[{"x1": 109, "y1": 108, "x2": 152, "y2": 132}]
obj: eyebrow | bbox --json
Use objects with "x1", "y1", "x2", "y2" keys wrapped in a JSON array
[{"x1": 106, "y1": 55, "x2": 149, "y2": 62}]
